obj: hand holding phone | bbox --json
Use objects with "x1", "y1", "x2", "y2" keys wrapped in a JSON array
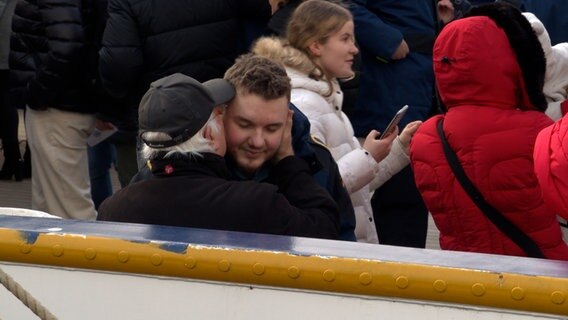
[
  {"x1": 363, "y1": 127, "x2": 397, "y2": 163},
  {"x1": 379, "y1": 105, "x2": 408, "y2": 139}
]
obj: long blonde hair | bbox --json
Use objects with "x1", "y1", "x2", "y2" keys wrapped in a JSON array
[
  {"x1": 253, "y1": 0, "x2": 353, "y2": 95},
  {"x1": 287, "y1": 0, "x2": 353, "y2": 92}
]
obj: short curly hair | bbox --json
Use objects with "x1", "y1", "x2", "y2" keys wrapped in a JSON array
[{"x1": 224, "y1": 53, "x2": 291, "y2": 101}]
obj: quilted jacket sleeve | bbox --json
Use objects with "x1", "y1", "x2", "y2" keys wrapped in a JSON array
[
  {"x1": 534, "y1": 115, "x2": 568, "y2": 219},
  {"x1": 99, "y1": 0, "x2": 143, "y2": 98},
  {"x1": 27, "y1": 0, "x2": 85, "y2": 108},
  {"x1": 369, "y1": 137, "x2": 410, "y2": 191},
  {"x1": 349, "y1": 0, "x2": 404, "y2": 61},
  {"x1": 293, "y1": 90, "x2": 380, "y2": 195}
]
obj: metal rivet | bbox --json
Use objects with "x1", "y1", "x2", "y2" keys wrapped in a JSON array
[
  {"x1": 323, "y1": 269, "x2": 336, "y2": 282},
  {"x1": 150, "y1": 254, "x2": 163, "y2": 266},
  {"x1": 551, "y1": 291, "x2": 566, "y2": 305},
  {"x1": 359, "y1": 273, "x2": 372, "y2": 285},
  {"x1": 218, "y1": 260, "x2": 231, "y2": 272},
  {"x1": 184, "y1": 257, "x2": 196, "y2": 269},
  {"x1": 433, "y1": 280, "x2": 447, "y2": 293},
  {"x1": 472, "y1": 283, "x2": 486, "y2": 297},
  {"x1": 19, "y1": 243, "x2": 32, "y2": 254},
  {"x1": 84, "y1": 248, "x2": 97, "y2": 260},
  {"x1": 396, "y1": 276, "x2": 409, "y2": 289},
  {"x1": 52, "y1": 245, "x2": 64, "y2": 257},
  {"x1": 288, "y1": 266, "x2": 300, "y2": 279},
  {"x1": 252, "y1": 263, "x2": 265, "y2": 276},
  {"x1": 118, "y1": 251, "x2": 129, "y2": 263},
  {"x1": 511, "y1": 287, "x2": 525, "y2": 301}
]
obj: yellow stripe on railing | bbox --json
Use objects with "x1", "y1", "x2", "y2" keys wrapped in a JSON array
[{"x1": 0, "y1": 228, "x2": 567, "y2": 316}]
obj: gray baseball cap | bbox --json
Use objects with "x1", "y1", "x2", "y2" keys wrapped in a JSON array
[{"x1": 139, "y1": 73, "x2": 235, "y2": 148}]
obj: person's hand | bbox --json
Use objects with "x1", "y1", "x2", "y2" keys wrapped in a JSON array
[
  {"x1": 399, "y1": 120, "x2": 423, "y2": 149},
  {"x1": 363, "y1": 127, "x2": 398, "y2": 163},
  {"x1": 391, "y1": 39, "x2": 409, "y2": 60},
  {"x1": 273, "y1": 109, "x2": 294, "y2": 163},
  {"x1": 437, "y1": 0, "x2": 455, "y2": 24},
  {"x1": 95, "y1": 120, "x2": 117, "y2": 131},
  {"x1": 269, "y1": 0, "x2": 288, "y2": 15}
]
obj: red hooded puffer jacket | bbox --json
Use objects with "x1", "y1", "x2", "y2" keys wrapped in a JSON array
[
  {"x1": 534, "y1": 114, "x2": 568, "y2": 219},
  {"x1": 410, "y1": 16, "x2": 568, "y2": 260}
]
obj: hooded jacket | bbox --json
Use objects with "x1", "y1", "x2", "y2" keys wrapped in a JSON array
[
  {"x1": 523, "y1": 12, "x2": 568, "y2": 121},
  {"x1": 410, "y1": 4, "x2": 568, "y2": 260},
  {"x1": 254, "y1": 37, "x2": 410, "y2": 243},
  {"x1": 534, "y1": 114, "x2": 568, "y2": 219}
]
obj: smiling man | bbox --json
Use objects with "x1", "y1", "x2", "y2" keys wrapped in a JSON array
[
  {"x1": 223, "y1": 54, "x2": 357, "y2": 241},
  {"x1": 223, "y1": 54, "x2": 291, "y2": 179}
]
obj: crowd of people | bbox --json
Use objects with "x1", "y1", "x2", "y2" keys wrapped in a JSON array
[{"x1": 0, "y1": 0, "x2": 567, "y2": 260}]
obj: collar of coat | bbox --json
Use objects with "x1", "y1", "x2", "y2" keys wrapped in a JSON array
[{"x1": 150, "y1": 153, "x2": 232, "y2": 179}]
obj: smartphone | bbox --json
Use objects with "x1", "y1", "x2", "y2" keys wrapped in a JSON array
[{"x1": 379, "y1": 105, "x2": 408, "y2": 139}]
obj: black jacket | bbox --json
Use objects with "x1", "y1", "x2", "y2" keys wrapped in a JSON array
[
  {"x1": 98, "y1": 0, "x2": 265, "y2": 137},
  {"x1": 99, "y1": 0, "x2": 251, "y2": 118},
  {"x1": 10, "y1": 0, "x2": 108, "y2": 112},
  {"x1": 98, "y1": 154, "x2": 340, "y2": 240}
]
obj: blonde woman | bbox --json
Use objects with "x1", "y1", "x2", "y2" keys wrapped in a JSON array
[{"x1": 253, "y1": 0, "x2": 421, "y2": 243}]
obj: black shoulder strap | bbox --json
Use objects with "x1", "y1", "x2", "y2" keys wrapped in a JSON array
[{"x1": 436, "y1": 119, "x2": 545, "y2": 258}]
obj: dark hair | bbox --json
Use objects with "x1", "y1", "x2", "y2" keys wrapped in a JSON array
[{"x1": 224, "y1": 54, "x2": 291, "y2": 101}]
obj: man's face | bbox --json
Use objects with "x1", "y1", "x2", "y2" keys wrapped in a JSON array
[{"x1": 224, "y1": 91, "x2": 289, "y2": 176}]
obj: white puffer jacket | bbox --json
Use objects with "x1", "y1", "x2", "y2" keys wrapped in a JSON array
[
  {"x1": 288, "y1": 68, "x2": 409, "y2": 243},
  {"x1": 523, "y1": 12, "x2": 568, "y2": 120}
]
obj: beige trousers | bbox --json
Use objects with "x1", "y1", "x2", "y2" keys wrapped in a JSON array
[{"x1": 26, "y1": 107, "x2": 96, "y2": 220}]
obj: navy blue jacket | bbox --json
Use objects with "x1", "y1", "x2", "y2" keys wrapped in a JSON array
[
  {"x1": 348, "y1": 0, "x2": 437, "y2": 137},
  {"x1": 289, "y1": 104, "x2": 357, "y2": 241},
  {"x1": 523, "y1": 0, "x2": 568, "y2": 44}
]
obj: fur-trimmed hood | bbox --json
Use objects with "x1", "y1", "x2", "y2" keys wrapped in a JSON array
[
  {"x1": 434, "y1": 3, "x2": 547, "y2": 112},
  {"x1": 252, "y1": 36, "x2": 325, "y2": 82}
]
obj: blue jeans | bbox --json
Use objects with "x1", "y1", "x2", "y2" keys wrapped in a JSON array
[{"x1": 88, "y1": 140, "x2": 117, "y2": 209}]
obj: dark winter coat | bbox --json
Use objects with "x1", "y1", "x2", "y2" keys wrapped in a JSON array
[
  {"x1": 98, "y1": 0, "x2": 258, "y2": 127},
  {"x1": 99, "y1": 153, "x2": 340, "y2": 240},
  {"x1": 348, "y1": 0, "x2": 437, "y2": 137},
  {"x1": 523, "y1": 0, "x2": 568, "y2": 44},
  {"x1": 9, "y1": 0, "x2": 107, "y2": 112}
]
